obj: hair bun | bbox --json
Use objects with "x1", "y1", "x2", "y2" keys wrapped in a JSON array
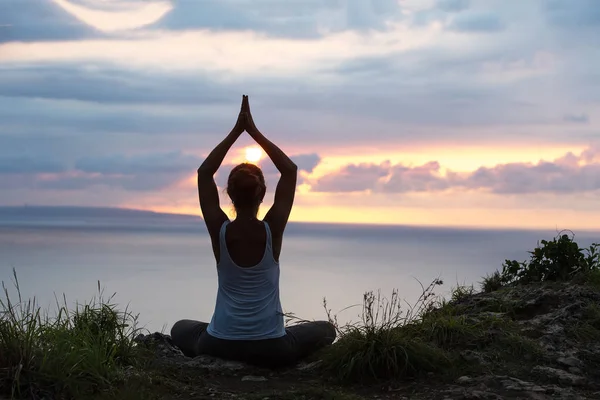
[
  {"x1": 234, "y1": 171, "x2": 260, "y2": 190},
  {"x1": 226, "y1": 163, "x2": 267, "y2": 208}
]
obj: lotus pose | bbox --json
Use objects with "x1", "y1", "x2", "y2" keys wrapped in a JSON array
[{"x1": 171, "y1": 95, "x2": 336, "y2": 368}]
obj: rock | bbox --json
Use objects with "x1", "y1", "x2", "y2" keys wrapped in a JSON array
[
  {"x1": 135, "y1": 333, "x2": 254, "y2": 372},
  {"x1": 241, "y1": 375, "x2": 268, "y2": 382},
  {"x1": 533, "y1": 366, "x2": 587, "y2": 387},
  {"x1": 460, "y1": 350, "x2": 486, "y2": 365},
  {"x1": 557, "y1": 356, "x2": 583, "y2": 368},
  {"x1": 186, "y1": 355, "x2": 247, "y2": 371},
  {"x1": 469, "y1": 391, "x2": 504, "y2": 400},
  {"x1": 457, "y1": 376, "x2": 473, "y2": 384},
  {"x1": 296, "y1": 360, "x2": 322, "y2": 371},
  {"x1": 499, "y1": 376, "x2": 547, "y2": 393},
  {"x1": 135, "y1": 332, "x2": 185, "y2": 358}
]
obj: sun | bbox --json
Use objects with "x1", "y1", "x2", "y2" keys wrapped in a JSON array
[{"x1": 245, "y1": 146, "x2": 263, "y2": 163}]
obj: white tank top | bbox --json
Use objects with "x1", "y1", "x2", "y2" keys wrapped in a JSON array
[{"x1": 206, "y1": 220, "x2": 286, "y2": 340}]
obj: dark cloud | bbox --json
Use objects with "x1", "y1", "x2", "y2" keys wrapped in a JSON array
[
  {"x1": 0, "y1": 156, "x2": 67, "y2": 174},
  {"x1": 0, "y1": 151, "x2": 202, "y2": 192},
  {"x1": 436, "y1": 0, "x2": 470, "y2": 13},
  {"x1": 151, "y1": 0, "x2": 403, "y2": 37},
  {"x1": 564, "y1": 114, "x2": 589, "y2": 124},
  {"x1": 312, "y1": 162, "x2": 390, "y2": 192},
  {"x1": 75, "y1": 151, "x2": 201, "y2": 175},
  {"x1": 0, "y1": 27, "x2": 572, "y2": 145},
  {"x1": 152, "y1": 1, "x2": 270, "y2": 33},
  {"x1": 260, "y1": 153, "x2": 321, "y2": 175},
  {"x1": 448, "y1": 11, "x2": 505, "y2": 33},
  {"x1": 65, "y1": 151, "x2": 199, "y2": 191},
  {"x1": 412, "y1": 0, "x2": 470, "y2": 26},
  {"x1": 0, "y1": 0, "x2": 100, "y2": 43},
  {"x1": 0, "y1": 95, "x2": 231, "y2": 140},
  {"x1": 36, "y1": 173, "x2": 177, "y2": 192},
  {"x1": 345, "y1": 0, "x2": 402, "y2": 30},
  {"x1": 293, "y1": 153, "x2": 321, "y2": 173},
  {"x1": 0, "y1": 65, "x2": 235, "y2": 105},
  {"x1": 0, "y1": 150, "x2": 321, "y2": 193},
  {"x1": 311, "y1": 147, "x2": 600, "y2": 195},
  {"x1": 544, "y1": 0, "x2": 600, "y2": 29},
  {"x1": 383, "y1": 162, "x2": 453, "y2": 193},
  {"x1": 464, "y1": 159, "x2": 600, "y2": 195}
]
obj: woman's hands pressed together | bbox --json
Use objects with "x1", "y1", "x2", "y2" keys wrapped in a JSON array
[
  {"x1": 232, "y1": 96, "x2": 249, "y2": 136},
  {"x1": 240, "y1": 95, "x2": 259, "y2": 136}
]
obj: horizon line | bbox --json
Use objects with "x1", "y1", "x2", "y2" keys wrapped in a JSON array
[{"x1": 1, "y1": 205, "x2": 599, "y2": 235}]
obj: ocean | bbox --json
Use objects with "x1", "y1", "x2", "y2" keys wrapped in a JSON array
[{"x1": 0, "y1": 207, "x2": 598, "y2": 333}]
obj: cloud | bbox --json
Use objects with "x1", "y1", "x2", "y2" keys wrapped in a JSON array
[
  {"x1": 0, "y1": 64, "x2": 236, "y2": 105},
  {"x1": 0, "y1": 151, "x2": 320, "y2": 194},
  {"x1": 564, "y1": 113, "x2": 589, "y2": 124},
  {"x1": 0, "y1": 95, "x2": 235, "y2": 142},
  {"x1": 150, "y1": 1, "x2": 267, "y2": 32},
  {"x1": 311, "y1": 147, "x2": 600, "y2": 195},
  {"x1": 312, "y1": 162, "x2": 390, "y2": 192},
  {"x1": 448, "y1": 11, "x2": 505, "y2": 33},
  {"x1": 0, "y1": 0, "x2": 100, "y2": 43},
  {"x1": 0, "y1": 45, "x2": 568, "y2": 156},
  {"x1": 75, "y1": 151, "x2": 201, "y2": 175},
  {"x1": 35, "y1": 173, "x2": 176, "y2": 191},
  {"x1": 151, "y1": 0, "x2": 403, "y2": 37},
  {"x1": 260, "y1": 153, "x2": 321, "y2": 175},
  {"x1": 544, "y1": 0, "x2": 600, "y2": 29},
  {"x1": 0, "y1": 156, "x2": 67, "y2": 174},
  {"x1": 383, "y1": 161, "x2": 453, "y2": 193},
  {"x1": 0, "y1": 151, "x2": 202, "y2": 192},
  {"x1": 436, "y1": 0, "x2": 470, "y2": 13}
]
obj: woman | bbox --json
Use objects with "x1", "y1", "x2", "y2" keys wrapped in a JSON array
[{"x1": 171, "y1": 95, "x2": 336, "y2": 369}]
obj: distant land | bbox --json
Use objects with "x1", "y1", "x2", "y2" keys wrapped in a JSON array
[
  {"x1": 0, "y1": 205, "x2": 200, "y2": 221},
  {"x1": 0, "y1": 206, "x2": 206, "y2": 234}
]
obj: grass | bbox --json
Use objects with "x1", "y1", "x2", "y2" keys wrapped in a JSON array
[
  {"x1": 319, "y1": 280, "x2": 543, "y2": 384},
  {"x1": 0, "y1": 269, "x2": 143, "y2": 399},
  {"x1": 481, "y1": 271, "x2": 503, "y2": 293},
  {"x1": 568, "y1": 302, "x2": 600, "y2": 342}
]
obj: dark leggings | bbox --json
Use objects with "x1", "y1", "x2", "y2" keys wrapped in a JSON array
[{"x1": 170, "y1": 320, "x2": 336, "y2": 369}]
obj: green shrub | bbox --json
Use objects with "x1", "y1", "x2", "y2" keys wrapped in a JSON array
[{"x1": 500, "y1": 232, "x2": 599, "y2": 285}]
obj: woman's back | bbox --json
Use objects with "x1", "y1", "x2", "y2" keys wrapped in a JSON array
[{"x1": 223, "y1": 219, "x2": 269, "y2": 267}]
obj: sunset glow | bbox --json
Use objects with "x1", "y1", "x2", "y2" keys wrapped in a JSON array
[{"x1": 245, "y1": 146, "x2": 263, "y2": 164}]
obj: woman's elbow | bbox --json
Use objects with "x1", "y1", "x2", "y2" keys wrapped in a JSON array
[
  {"x1": 197, "y1": 165, "x2": 213, "y2": 176},
  {"x1": 285, "y1": 163, "x2": 298, "y2": 174}
]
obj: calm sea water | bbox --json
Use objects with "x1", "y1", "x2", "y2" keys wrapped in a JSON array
[{"x1": 0, "y1": 207, "x2": 598, "y2": 332}]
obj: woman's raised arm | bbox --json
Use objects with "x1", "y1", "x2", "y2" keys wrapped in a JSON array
[
  {"x1": 197, "y1": 97, "x2": 246, "y2": 240},
  {"x1": 243, "y1": 96, "x2": 298, "y2": 237}
]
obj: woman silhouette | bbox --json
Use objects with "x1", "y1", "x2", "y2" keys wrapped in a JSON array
[{"x1": 171, "y1": 95, "x2": 336, "y2": 368}]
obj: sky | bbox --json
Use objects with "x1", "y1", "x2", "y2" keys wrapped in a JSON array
[{"x1": 1, "y1": 0, "x2": 600, "y2": 230}]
